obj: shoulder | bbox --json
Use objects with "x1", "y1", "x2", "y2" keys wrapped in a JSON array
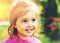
[
  {"x1": 33, "y1": 37, "x2": 42, "y2": 43},
  {"x1": 2, "y1": 38, "x2": 14, "y2": 43}
]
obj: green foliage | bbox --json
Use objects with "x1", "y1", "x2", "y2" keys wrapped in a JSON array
[
  {"x1": 0, "y1": 25, "x2": 60, "y2": 43},
  {"x1": 0, "y1": 25, "x2": 8, "y2": 41}
]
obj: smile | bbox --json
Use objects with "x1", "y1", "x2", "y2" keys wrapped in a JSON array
[{"x1": 25, "y1": 27, "x2": 35, "y2": 33}]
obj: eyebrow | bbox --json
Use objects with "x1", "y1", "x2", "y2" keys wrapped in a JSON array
[
  {"x1": 21, "y1": 18, "x2": 28, "y2": 20},
  {"x1": 20, "y1": 17, "x2": 36, "y2": 20}
]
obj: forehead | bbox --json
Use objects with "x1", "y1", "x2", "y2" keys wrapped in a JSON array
[{"x1": 18, "y1": 11, "x2": 37, "y2": 20}]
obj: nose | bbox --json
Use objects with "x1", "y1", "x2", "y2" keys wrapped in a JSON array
[{"x1": 27, "y1": 22, "x2": 33, "y2": 27}]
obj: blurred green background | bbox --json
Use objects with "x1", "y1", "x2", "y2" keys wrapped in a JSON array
[{"x1": 0, "y1": 0, "x2": 60, "y2": 43}]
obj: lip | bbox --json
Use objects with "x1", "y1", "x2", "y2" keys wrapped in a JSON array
[
  {"x1": 25, "y1": 28, "x2": 34, "y2": 31},
  {"x1": 25, "y1": 27, "x2": 35, "y2": 33},
  {"x1": 25, "y1": 29, "x2": 34, "y2": 33}
]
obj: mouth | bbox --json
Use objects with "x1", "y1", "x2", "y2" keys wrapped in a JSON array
[{"x1": 25, "y1": 27, "x2": 35, "y2": 33}]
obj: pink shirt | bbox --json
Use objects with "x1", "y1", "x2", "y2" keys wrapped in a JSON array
[{"x1": 3, "y1": 37, "x2": 42, "y2": 43}]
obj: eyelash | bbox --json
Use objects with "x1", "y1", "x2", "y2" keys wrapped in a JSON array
[
  {"x1": 22, "y1": 20, "x2": 28, "y2": 23},
  {"x1": 32, "y1": 19, "x2": 36, "y2": 22},
  {"x1": 22, "y1": 19, "x2": 36, "y2": 23}
]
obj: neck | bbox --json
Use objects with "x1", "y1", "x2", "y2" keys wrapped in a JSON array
[{"x1": 18, "y1": 33, "x2": 32, "y2": 40}]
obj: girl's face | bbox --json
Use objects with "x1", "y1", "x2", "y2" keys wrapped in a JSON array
[{"x1": 15, "y1": 11, "x2": 38, "y2": 38}]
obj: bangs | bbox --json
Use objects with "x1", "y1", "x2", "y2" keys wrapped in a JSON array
[{"x1": 9, "y1": 0, "x2": 39, "y2": 25}]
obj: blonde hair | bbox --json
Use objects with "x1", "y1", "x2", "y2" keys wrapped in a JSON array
[{"x1": 8, "y1": 0, "x2": 39, "y2": 38}]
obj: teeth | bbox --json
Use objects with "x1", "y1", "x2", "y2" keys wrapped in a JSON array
[
  {"x1": 27, "y1": 30, "x2": 31, "y2": 31},
  {"x1": 25, "y1": 29, "x2": 33, "y2": 33},
  {"x1": 25, "y1": 27, "x2": 35, "y2": 33}
]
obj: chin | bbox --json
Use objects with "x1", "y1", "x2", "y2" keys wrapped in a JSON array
[{"x1": 24, "y1": 33, "x2": 34, "y2": 36}]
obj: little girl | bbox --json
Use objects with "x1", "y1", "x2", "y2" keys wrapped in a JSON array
[{"x1": 4, "y1": 0, "x2": 42, "y2": 43}]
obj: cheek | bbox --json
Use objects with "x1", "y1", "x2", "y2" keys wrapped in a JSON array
[
  {"x1": 34, "y1": 21, "x2": 38, "y2": 27},
  {"x1": 16, "y1": 25, "x2": 22, "y2": 31},
  {"x1": 16, "y1": 23, "x2": 23, "y2": 31},
  {"x1": 22, "y1": 23, "x2": 27, "y2": 29},
  {"x1": 16, "y1": 25, "x2": 25, "y2": 34}
]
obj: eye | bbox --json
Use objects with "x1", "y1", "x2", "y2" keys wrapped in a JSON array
[
  {"x1": 32, "y1": 19, "x2": 36, "y2": 22},
  {"x1": 22, "y1": 20, "x2": 28, "y2": 23}
]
